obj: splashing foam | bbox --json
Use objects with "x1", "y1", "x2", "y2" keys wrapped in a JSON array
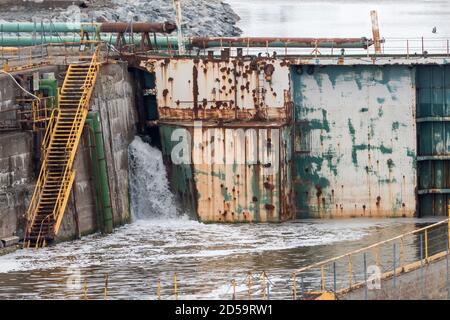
[{"x1": 128, "y1": 136, "x2": 185, "y2": 221}]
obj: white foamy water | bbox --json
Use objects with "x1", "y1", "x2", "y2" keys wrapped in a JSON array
[
  {"x1": 0, "y1": 136, "x2": 444, "y2": 299},
  {"x1": 128, "y1": 136, "x2": 182, "y2": 220}
]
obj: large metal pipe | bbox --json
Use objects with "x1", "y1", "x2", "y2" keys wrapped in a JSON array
[
  {"x1": 86, "y1": 112, "x2": 113, "y2": 234},
  {"x1": 99, "y1": 22, "x2": 177, "y2": 33},
  {"x1": 0, "y1": 35, "x2": 373, "y2": 49},
  {"x1": 0, "y1": 22, "x2": 177, "y2": 34},
  {"x1": 0, "y1": 35, "x2": 179, "y2": 47},
  {"x1": 189, "y1": 37, "x2": 373, "y2": 49}
]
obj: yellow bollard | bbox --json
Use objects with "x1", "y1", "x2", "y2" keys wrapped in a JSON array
[
  {"x1": 156, "y1": 278, "x2": 161, "y2": 300},
  {"x1": 173, "y1": 273, "x2": 178, "y2": 300},
  {"x1": 247, "y1": 272, "x2": 252, "y2": 300},
  {"x1": 104, "y1": 274, "x2": 108, "y2": 300},
  {"x1": 3, "y1": 59, "x2": 9, "y2": 72},
  {"x1": 262, "y1": 272, "x2": 267, "y2": 300},
  {"x1": 293, "y1": 272, "x2": 297, "y2": 300},
  {"x1": 321, "y1": 266, "x2": 325, "y2": 292},
  {"x1": 83, "y1": 279, "x2": 88, "y2": 300},
  {"x1": 232, "y1": 279, "x2": 236, "y2": 300}
]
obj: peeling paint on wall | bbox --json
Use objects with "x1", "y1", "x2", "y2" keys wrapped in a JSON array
[{"x1": 292, "y1": 65, "x2": 416, "y2": 218}]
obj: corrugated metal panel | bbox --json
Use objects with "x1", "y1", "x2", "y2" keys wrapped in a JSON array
[
  {"x1": 159, "y1": 125, "x2": 198, "y2": 216},
  {"x1": 291, "y1": 65, "x2": 416, "y2": 218},
  {"x1": 147, "y1": 57, "x2": 292, "y2": 122},
  {"x1": 416, "y1": 65, "x2": 450, "y2": 216},
  {"x1": 159, "y1": 123, "x2": 292, "y2": 222}
]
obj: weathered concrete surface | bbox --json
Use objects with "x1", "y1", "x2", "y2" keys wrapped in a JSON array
[
  {"x1": 0, "y1": 62, "x2": 136, "y2": 241},
  {"x1": 340, "y1": 253, "x2": 450, "y2": 300},
  {"x1": 91, "y1": 62, "x2": 137, "y2": 227},
  {"x1": 0, "y1": 131, "x2": 33, "y2": 239},
  {"x1": 57, "y1": 130, "x2": 98, "y2": 240},
  {"x1": 0, "y1": 74, "x2": 16, "y2": 113}
]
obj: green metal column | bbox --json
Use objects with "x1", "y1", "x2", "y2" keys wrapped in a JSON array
[
  {"x1": 39, "y1": 79, "x2": 58, "y2": 108},
  {"x1": 416, "y1": 65, "x2": 450, "y2": 216},
  {"x1": 86, "y1": 112, "x2": 113, "y2": 233}
]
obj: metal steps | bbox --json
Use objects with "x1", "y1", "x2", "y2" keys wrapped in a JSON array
[{"x1": 24, "y1": 48, "x2": 100, "y2": 248}]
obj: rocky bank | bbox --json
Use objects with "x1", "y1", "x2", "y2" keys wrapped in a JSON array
[{"x1": 0, "y1": 0, "x2": 242, "y2": 37}]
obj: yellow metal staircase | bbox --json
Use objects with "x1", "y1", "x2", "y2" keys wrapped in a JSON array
[{"x1": 25, "y1": 49, "x2": 100, "y2": 248}]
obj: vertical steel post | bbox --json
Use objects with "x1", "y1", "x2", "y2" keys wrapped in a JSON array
[
  {"x1": 370, "y1": 10, "x2": 381, "y2": 54},
  {"x1": 407, "y1": 39, "x2": 409, "y2": 58},
  {"x1": 448, "y1": 203, "x2": 450, "y2": 251},
  {"x1": 420, "y1": 233, "x2": 424, "y2": 299},
  {"x1": 446, "y1": 236, "x2": 450, "y2": 300},
  {"x1": 104, "y1": 274, "x2": 108, "y2": 300},
  {"x1": 393, "y1": 243, "x2": 397, "y2": 300},
  {"x1": 321, "y1": 266, "x2": 325, "y2": 292},
  {"x1": 157, "y1": 277, "x2": 161, "y2": 300},
  {"x1": 247, "y1": 272, "x2": 251, "y2": 300},
  {"x1": 333, "y1": 262, "x2": 337, "y2": 300},
  {"x1": 421, "y1": 37, "x2": 424, "y2": 54},
  {"x1": 363, "y1": 253, "x2": 368, "y2": 300},
  {"x1": 232, "y1": 279, "x2": 236, "y2": 300},
  {"x1": 172, "y1": 0, "x2": 186, "y2": 55},
  {"x1": 447, "y1": 39, "x2": 449, "y2": 57},
  {"x1": 173, "y1": 272, "x2": 178, "y2": 300},
  {"x1": 425, "y1": 229, "x2": 429, "y2": 260},
  {"x1": 400, "y1": 237, "x2": 405, "y2": 267},
  {"x1": 293, "y1": 272, "x2": 297, "y2": 300},
  {"x1": 301, "y1": 273, "x2": 304, "y2": 300},
  {"x1": 262, "y1": 272, "x2": 267, "y2": 300},
  {"x1": 348, "y1": 255, "x2": 353, "y2": 288},
  {"x1": 83, "y1": 279, "x2": 88, "y2": 300}
]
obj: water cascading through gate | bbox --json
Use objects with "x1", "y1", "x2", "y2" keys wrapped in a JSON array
[{"x1": 128, "y1": 136, "x2": 184, "y2": 220}]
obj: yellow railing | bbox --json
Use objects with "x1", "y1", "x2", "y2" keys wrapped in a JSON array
[
  {"x1": 31, "y1": 97, "x2": 55, "y2": 131},
  {"x1": 52, "y1": 46, "x2": 100, "y2": 235},
  {"x1": 293, "y1": 216, "x2": 450, "y2": 299},
  {"x1": 24, "y1": 99, "x2": 58, "y2": 231},
  {"x1": 25, "y1": 44, "x2": 101, "y2": 243},
  {"x1": 1, "y1": 41, "x2": 106, "y2": 73}
]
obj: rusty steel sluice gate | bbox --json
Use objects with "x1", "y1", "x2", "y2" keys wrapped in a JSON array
[{"x1": 138, "y1": 50, "x2": 450, "y2": 223}]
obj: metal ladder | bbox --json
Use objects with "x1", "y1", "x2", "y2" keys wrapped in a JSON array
[{"x1": 24, "y1": 47, "x2": 100, "y2": 248}]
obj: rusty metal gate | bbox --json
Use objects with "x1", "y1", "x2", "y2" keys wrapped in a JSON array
[
  {"x1": 417, "y1": 65, "x2": 450, "y2": 216},
  {"x1": 291, "y1": 65, "x2": 416, "y2": 218}
]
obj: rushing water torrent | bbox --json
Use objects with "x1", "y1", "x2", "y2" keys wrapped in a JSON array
[
  {"x1": 0, "y1": 136, "x2": 444, "y2": 299},
  {"x1": 128, "y1": 136, "x2": 183, "y2": 220}
]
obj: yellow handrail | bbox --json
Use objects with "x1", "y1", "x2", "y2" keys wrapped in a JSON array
[
  {"x1": 52, "y1": 46, "x2": 100, "y2": 235},
  {"x1": 25, "y1": 44, "x2": 101, "y2": 243},
  {"x1": 295, "y1": 219, "x2": 449, "y2": 274}
]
